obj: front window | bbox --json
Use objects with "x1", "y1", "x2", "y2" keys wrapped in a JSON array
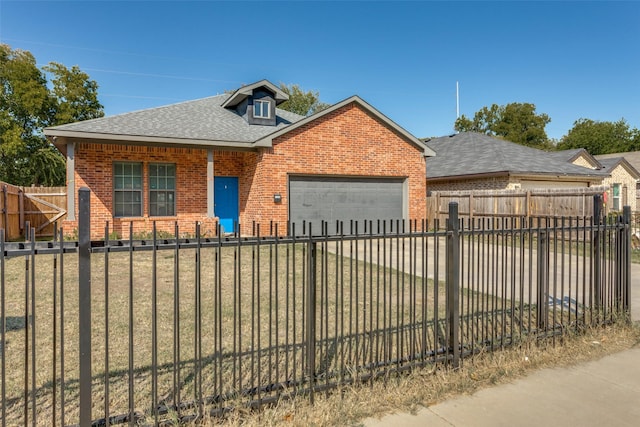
[
  {"x1": 254, "y1": 100, "x2": 271, "y2": 119},
  {"x1": 612, "y1": 183, "x2": 621, "y2": 211},
  {"x1": 114, "y1": 162, "x2": 142, "y2": 217},
  {"x1": 149, "y1": 163, "x2": 176, "y2": 216}
]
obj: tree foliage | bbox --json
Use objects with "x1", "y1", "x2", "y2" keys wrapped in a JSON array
[
  {"x1": 0, "y1": 44, "x2": 103, "y2": 186},
  {"x1": 556, "y1": 118, "x2": 640, "y2": 155},
  {"x1": 455, "y1": 102, "x2": 551, "y2": 149},
  {"x1": 43, "y1": 62, "x2": 103, "y2": 125},
  {"x1": 277, "y1": 83, "x2": 329, "y2": 116}
]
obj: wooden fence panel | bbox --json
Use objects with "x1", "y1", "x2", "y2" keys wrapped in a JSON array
[
  {"x1": 427, "y1": 186, "x2": 608, "y2": 228},
  {"x1": 0, "y1": 182, "x2": 23, "y2": 240},
  {"x1": 23, "y1": 186, "x2": 67, "y2": 237},
  {"x1": 0, "y1": 182, "x2": 66, "y2": 240}
]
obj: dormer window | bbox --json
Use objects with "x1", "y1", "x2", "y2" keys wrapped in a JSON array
[
  {"x1": 222, "y1": 80, "x2": 287, "y2": 126},
  {"x1": 254, "y1": 100, "x2": 271, "y2": 119}
]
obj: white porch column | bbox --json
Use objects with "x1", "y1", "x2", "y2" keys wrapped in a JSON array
[
  {"x1": 67, "y1": 142, "x2": 76, "y2": 220},
  {"x1": 207, "y1": 149, "x2": 214, "y2": 217}
]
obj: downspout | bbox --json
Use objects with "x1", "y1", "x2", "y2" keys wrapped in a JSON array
[{"x1": 207, "y1": 149, "x2": 214, "y2": 218}]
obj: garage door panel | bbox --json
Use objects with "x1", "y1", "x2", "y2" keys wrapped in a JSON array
[{"x1": 289, "y1": 177, "x2": 404, "y2": 235}]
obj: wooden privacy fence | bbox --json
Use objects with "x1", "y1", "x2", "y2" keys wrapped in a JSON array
[
  {"x1": 427, "y1": 186, "x2": 609, "y2": 227},
  {"x1": 0, "y1": 181, "x2": 66, "y2": 240}
]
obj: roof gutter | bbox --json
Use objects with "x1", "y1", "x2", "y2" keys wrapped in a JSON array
[
  {"x1": 44, "y1": 129, "x2": 258, "y2": 152},
  {"x1": 427, "y1": 169, "x2": 608, "y2": 182}
]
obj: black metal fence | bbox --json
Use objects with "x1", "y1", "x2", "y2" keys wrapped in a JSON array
[{"x1": 0, "y1": 190, "x2": 631, "y2": 426}]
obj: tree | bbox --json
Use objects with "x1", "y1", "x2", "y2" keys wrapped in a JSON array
[
  {"x1": 277, "y1": 83, "x2": 329, "y2": 116},
  {"x1": 556, "y1": 118, "x2": 640, "y2": 155},
  {"x1": 0, "y1": 44, "x2": 103, "y2": 186},
  {"x1": 454, "y1": 102, "x2": 551, "y2": 149},
  {"x1": 43, "y1": 62, "x2": 103, "y2": 126}
]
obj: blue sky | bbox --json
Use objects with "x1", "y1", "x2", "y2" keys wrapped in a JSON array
[{"x1": 1, "y1": 1, "x2": 638, "y2": 141}]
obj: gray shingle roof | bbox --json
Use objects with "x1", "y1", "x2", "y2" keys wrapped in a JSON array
[
  {"x1": 547, "y1": 148, "x2": 587, "y2": 163},
  {"x1": 597, "y1": 157, "x2": 622, "y2": 172},
  {"x1": 45, "y1": 93, "x2": 305, "y2": 144},
  {"x1": 595, "y1": 156, "x2": 640, "y2": 179},
  {"x1": 596, "y1": 152, "x2": 640, "y2": 178},
  {"x1": 547, "y1": 148, "x2": 602, "y2": 169},
  {"x1": 425, "y1": 132, "x2": 608, "y2": 179}
]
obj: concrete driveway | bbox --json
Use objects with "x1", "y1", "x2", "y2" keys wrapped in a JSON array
[{"x1": 325, "y1": 235, "x2": 639, "y2": 321}]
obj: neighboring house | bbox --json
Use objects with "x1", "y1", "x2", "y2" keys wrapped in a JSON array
[
  {"x1": 552, "y1": 148, "x2": 640, "y2": 212},
  {"x1": 44, "y1": 80, "x2": 434, "y2": 238},
  {"x1": 595, "y1": 151, "x2": 640, "y2": 211},
  {"x1": 424, "y1": 133, "x2": 608, "y2": 192},
  {"x1": 548, "y1": 148, "x2": 601, "y2": 170}
]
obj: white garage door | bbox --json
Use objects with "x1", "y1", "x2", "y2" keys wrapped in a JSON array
[{"x1": 289, "y1": 176, "x2": 406, "y2": 235}]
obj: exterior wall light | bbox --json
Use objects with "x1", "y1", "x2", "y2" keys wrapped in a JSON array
[{"x1": 274, "y1": 193, "x2": 282, "y2": 203}]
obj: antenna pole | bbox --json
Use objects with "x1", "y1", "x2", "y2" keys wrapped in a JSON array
[{"x1": 456, "y1": 81, "x2": 460, "y2": 119}]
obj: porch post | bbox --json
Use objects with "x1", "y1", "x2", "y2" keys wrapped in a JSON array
[
  {"x1": 67, "y1": 142, "x2": 76, "y2": 220},
  {"x1": 207, "y1": 149, "x2": 214, "y2": 218}
]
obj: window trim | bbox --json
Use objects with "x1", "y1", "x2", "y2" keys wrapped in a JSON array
[
  {"x1": 254, "y1": 99, "x2": 271, "y2": 119},
  {"x1": 113, "y1": 161, "x2": 143, "y2": 218},
  {"x1": 612, "y1": 183, "x2": 621, "y2": 211}
]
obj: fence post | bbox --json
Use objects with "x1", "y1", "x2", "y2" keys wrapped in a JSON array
[
  {"x1": 446, "y1": 202, "x2": 460, "y2": 368},
  {"x1": 1, "y1": 185, "x2": 7, "y2": 235},
  {"x1": 622, "y1": 206, "x2": 631, "y2": 315},
  {"x1": 537, "y1": 229, "x2": 549, "y2": 330},
  {"x1": 593, "y1": 195, "x2": 602, "y2": 313},
  {"x1": 306, "y1": 233, "x2": 317, "y2": 403},
  {"x1": 18, "y1": 190, "x2": 24, "y2": 234},
  {"x1": 78, "y1": 188, "x2": 92, "y2": 426}
]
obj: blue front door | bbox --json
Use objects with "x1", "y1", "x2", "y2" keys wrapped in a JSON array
[{"x1": 214, "y1": 177, "x2": 239, "y2": 233}]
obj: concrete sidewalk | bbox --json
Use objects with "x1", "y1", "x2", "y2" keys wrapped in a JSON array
[{"x1": 363, "y1": 346, "x2": 640, "y2": 427}]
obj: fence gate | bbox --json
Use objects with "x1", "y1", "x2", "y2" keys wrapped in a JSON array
[
  {"x1": 0, "y1": 182, "x2": 66, "y2": 239},
  {"x1": 23, "y1": 192, "x2": 67, "y2": 236}
]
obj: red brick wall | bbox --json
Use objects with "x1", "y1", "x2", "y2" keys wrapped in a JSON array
[
  {"x1": 65, "y1": 144, "x2": 244, "y2": 239},
  {"x1": 239, "y1": 102, "x2": 427, "y2": 234}
]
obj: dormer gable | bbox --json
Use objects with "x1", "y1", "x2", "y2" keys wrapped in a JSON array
[{"x1": 222, "y1": 80, "x2": 289, "y2": 126}]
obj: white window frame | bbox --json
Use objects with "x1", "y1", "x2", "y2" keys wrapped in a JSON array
[
  {"x1": 612, "y1": 183, "x2": 621, "y2": 211},
  {"x1": 113, "y1": 162, "x2": 143, "y2": 217},
  {"x1": 148, "y1": 163, "x2": 176, "y2": 217},
  {"x1": 253, "y1": 100, "x2": 271, "y2": 119}
]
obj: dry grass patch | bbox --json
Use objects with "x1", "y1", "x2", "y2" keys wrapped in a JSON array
[
  {"x1": 197, "y1": 321, "x2": 640, "y2": 427},
  {"x1": 1, "y1": 235, "x2": 634, "y2": 425},
  {"x1": 1, "y1": 242, "x2": 446, "y2": 425}
]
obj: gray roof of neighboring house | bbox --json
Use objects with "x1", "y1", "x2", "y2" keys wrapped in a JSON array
[
  {"x1": 424, "y1": 132, "x2": 608, "y2": 180},
  {"x1": 45, "y1": 93, "x2": 305, "y2": 145},
  {"x1": 597, "y1": 157, "x2": 622, "y2": 172},
  {"x1": 596, "y1": 157, "x2": 640, "y2": 179},
  {"x1": 548, "y1": 148, "x2": 590, "y2": 163},
  {"x1": 595, "y1": 152, "x2": 640, "y2": 178},
  {"x1": 548, "y1": 148, "x2": 602, "y2": 169}
]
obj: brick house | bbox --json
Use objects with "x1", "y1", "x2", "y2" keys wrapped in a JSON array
[
  {"x1": 44, "y1": 80, "x2": 434, "y2": 238},
  {"x1": 424, "y1": 132, "x2": 608, "y2": 192},
  {"x1": 554, "y1": 148, "x2": 640, "y2": 212},
  {"x1": 594, "y1": 151, "x2": 640, "y2": 211}
]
